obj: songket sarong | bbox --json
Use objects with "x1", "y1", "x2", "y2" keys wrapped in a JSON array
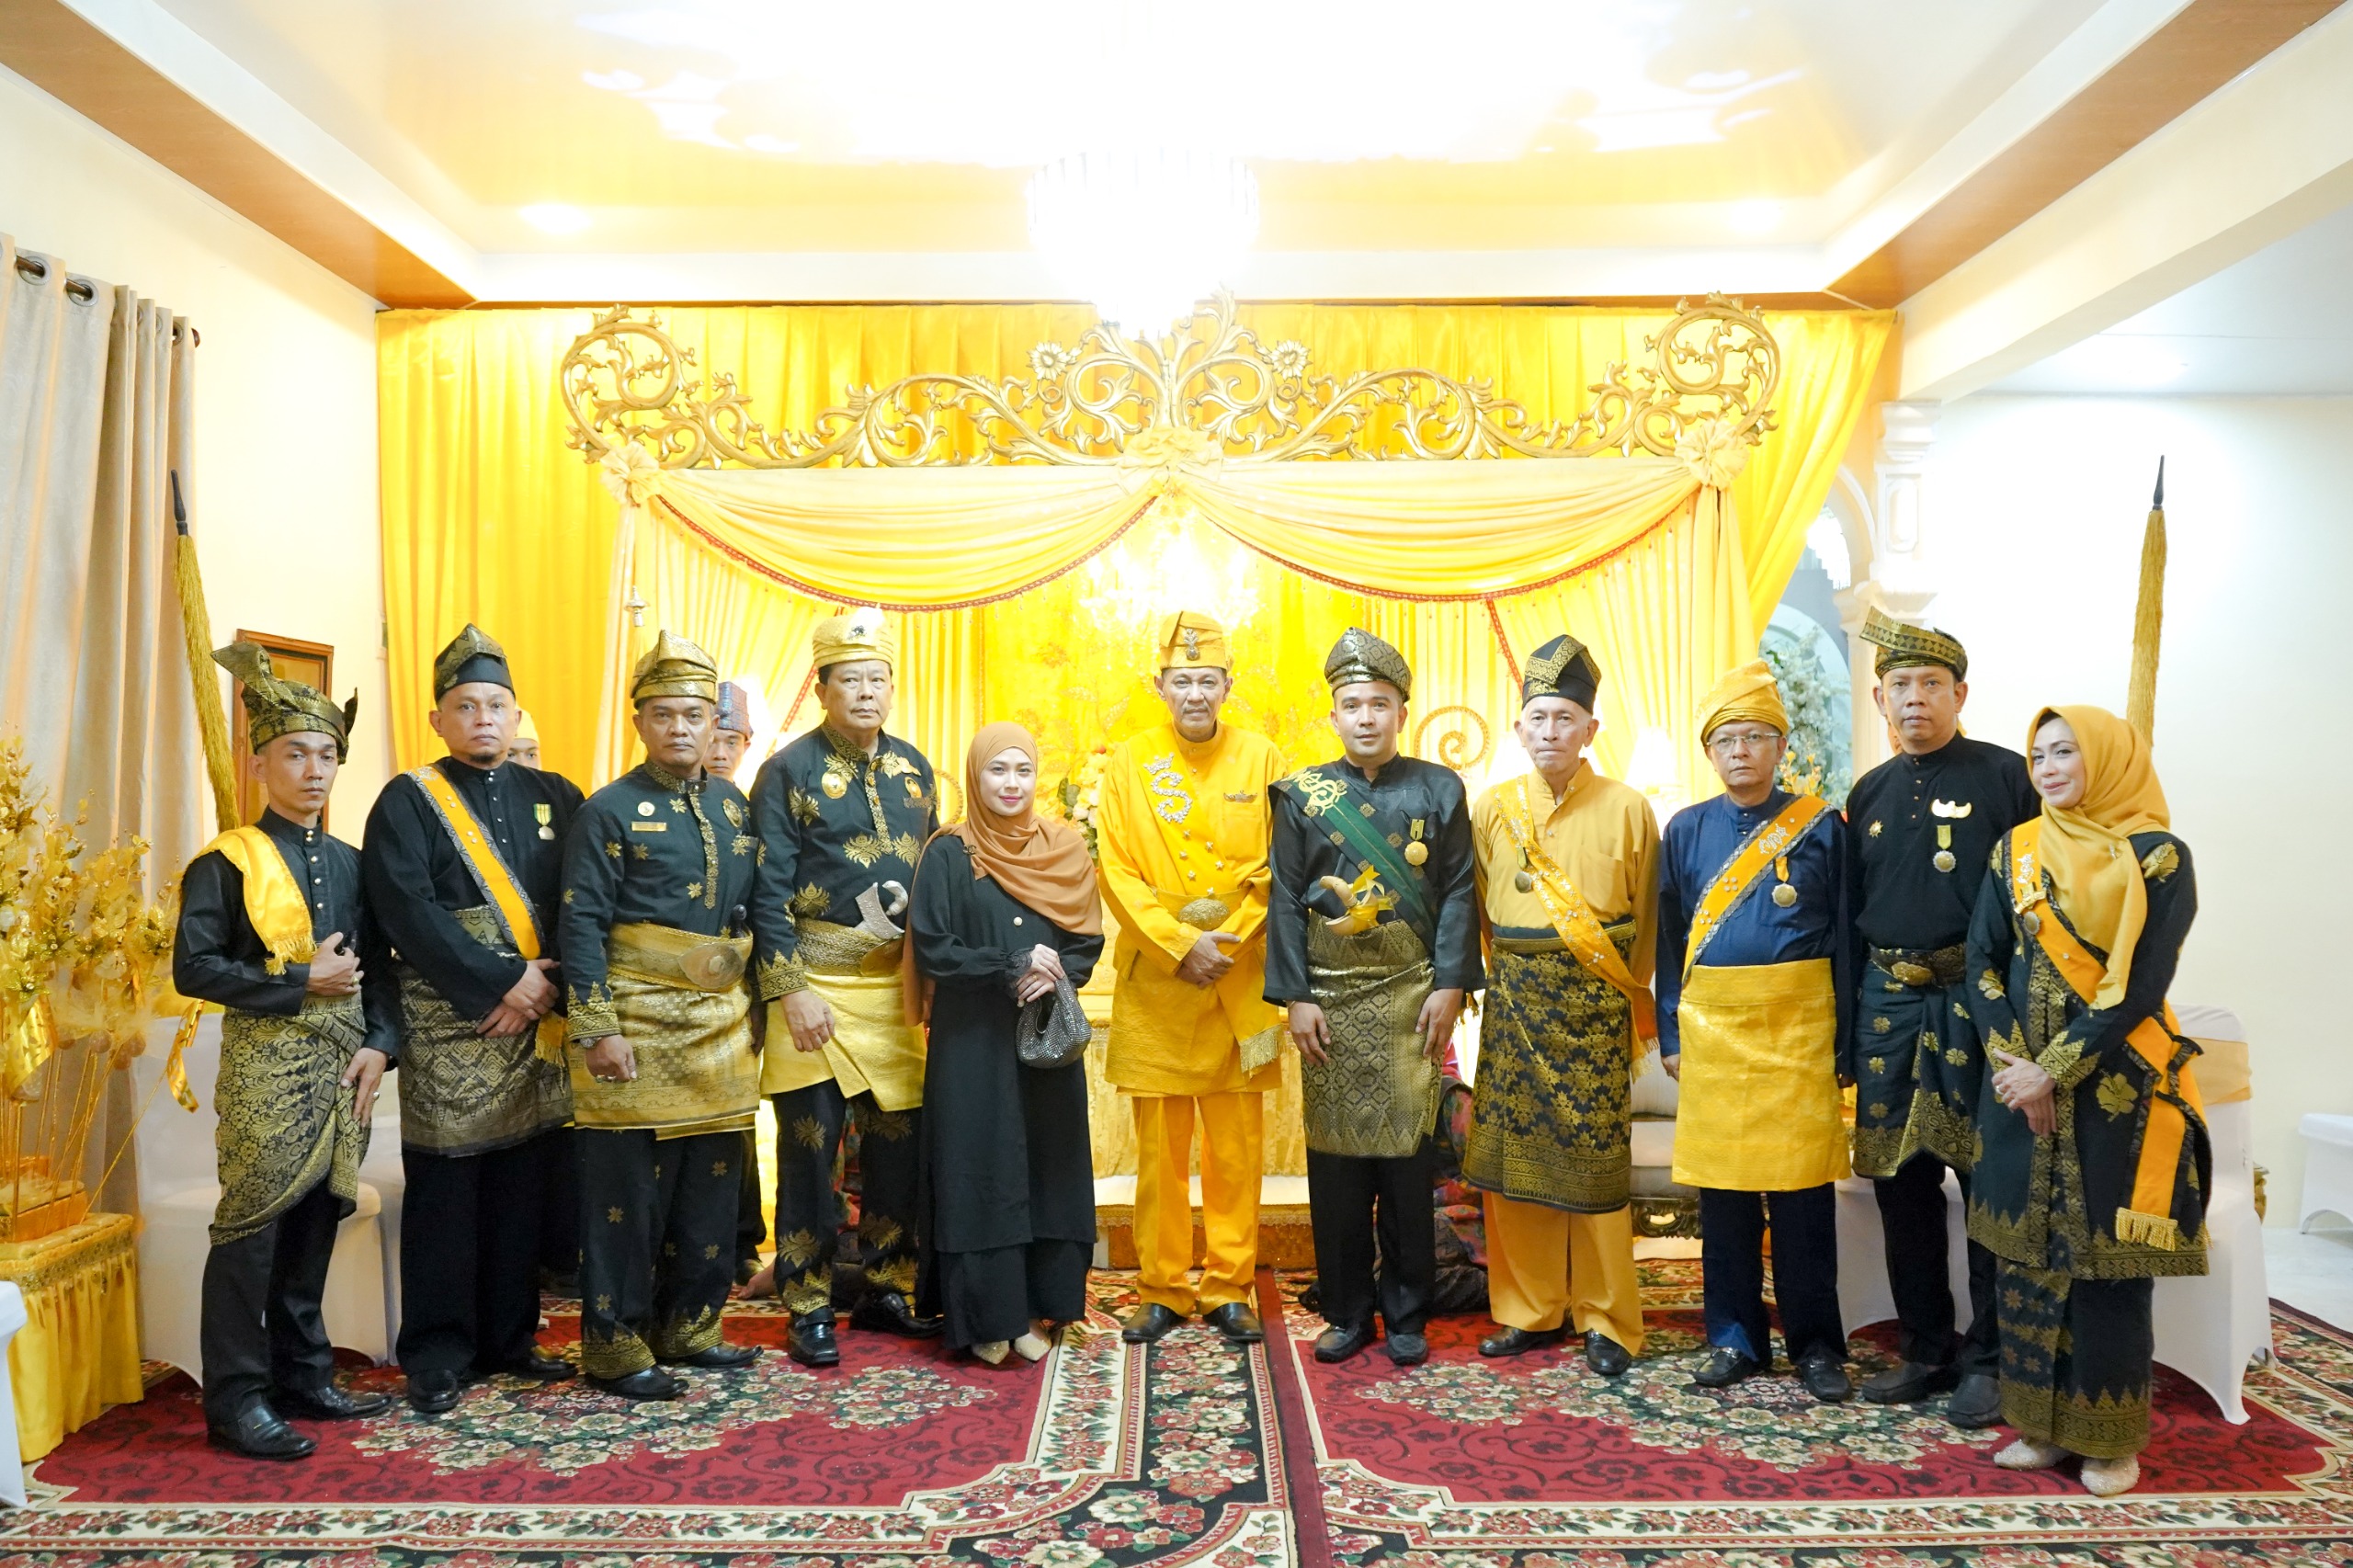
[
  {"x1": 1997, "y1": 1262, "x2": 2155, "y2": 1458},
  {"x1": 212, "y1": 994, "x2": 371, "y2": 1244},
  {"x1": 758, "y1": 918, "x2": 926, "y2": 1111},
  {"x1": 1671, "y1": 957, "x2": 1850, "y2": 1191},
  {"x1": 1301, "y1": 918, "x2": 1437, "y2": 1160},
  {"x1": 1463, "y1": 925, "x2": 1636, "y2": 1212},
  {"x1": 569, "y1": 922, "x2": 759, "y2": 1139},
  {"x1": 1851, "y1": 944, "x2": 1978, "y2": 1179},
  {"x1": 397, "y1": 903, "x2": 573, "y2": 1156}
]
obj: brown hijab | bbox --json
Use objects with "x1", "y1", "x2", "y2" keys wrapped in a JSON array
[{"x1": 941, "y1": 722, "x2": 1102, "y2": 936}]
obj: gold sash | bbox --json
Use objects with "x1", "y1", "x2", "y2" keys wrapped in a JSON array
[
  {"x1": 169, "y1": 825, "x2": 319, "y2": 1113},
  {"x1": 760, "y1": 919, "x2": 928, "y2": 1112},
  {"x1": 1670, "y1": 957, "x2": 1849, "y2": 1191},
  {"x1": 411, "y1": 766, "x2": 566, "y2": 1063},
  {"x1": 2009, "y1": 820, "x2": 2204, "y2": 1249},
  {"x1": 1681, "y1": 794, "x2": 1828, "y2": 982},
  {"x1": 1499, "y1": 778, "x2": 1655, "y2": 1047},
  {"x1": 573, "y1": 922, "x2": 757, "y2": 1139}
]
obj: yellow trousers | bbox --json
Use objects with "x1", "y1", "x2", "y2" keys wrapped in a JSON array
[
  {"x1": 1482, "y1": 1193, "x2": 1646, "y2": 1353},
  {"x1": 1132, "y1": 1091, "x2": 1265, "y2": 1314}
]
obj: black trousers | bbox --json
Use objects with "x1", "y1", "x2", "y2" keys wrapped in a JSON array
[
  {"x1": 769, "y1": 1083, "x2": 923, "y2": 1320},
  {"x1": 199, "y1": 1176, "x2": 342, "y2": 1426},
  {"x1": 938, "y1": 1239, "x2": 1090, "y2": 1352},
  {"x1": 735, "y1": 1128, "x2": 765, "y2": 1266},
  {"x1": 1872, "y1": 1152, "x2": 2000, "y2": 1373},
  {"x1": 1307, "y1": 1142, "x2": 1435, "y2": 1336},
  {"x1": 538, "y1": 1125, "x2": 580, "y2": 1278},
  {"x1": 574, "y1": 1128, "x2": 741, "y2": 1379},
  {"x1": 1699, "y1": 1183, "x2": 1846, "y2": 1365},
  {"x1": 396, "y1": 1131, "x2": 555, "y2": 1378}
]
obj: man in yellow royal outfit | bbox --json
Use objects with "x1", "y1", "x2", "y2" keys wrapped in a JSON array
[
  {"x1": 1465, "y1": 634, "x2": 1655, "y2": 1375},
  {"x1": 1655, "y1": 660, "x2": 1856, "y2": 1402},
  {"x1": 1099, "y1": 611, "x2": 1289, "y2": 1346}
]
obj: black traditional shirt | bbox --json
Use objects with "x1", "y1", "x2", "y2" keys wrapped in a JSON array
[
  {"x1": 174, "y1": 807, "x2": 398, "y2": 1054},
  {"x1": 558, "y1": 761, "x2": 761, "y2": 1040},
  {"x1": 1264, "y1": 755, "x2": 1483, "y2": 1005},
  {"x1": 1847, "y1": 734, "x2": 2040, "y2": 951},
  {"x1": 362, "y1": 756, "x2": 585, "y2": 1021},
  {"x1": 747, "y1": 725, "x2": 938, "y2": 999}
]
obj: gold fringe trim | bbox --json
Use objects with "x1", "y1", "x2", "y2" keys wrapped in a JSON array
[
  {"x1": 2127, "y1": 469, "x2": 2165, "y2": 743},
  {"x1": 2112, "y1": 1206, "x2": 2182, "y2": 1250}
]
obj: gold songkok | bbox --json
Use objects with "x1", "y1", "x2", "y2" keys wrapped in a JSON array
[
  {"x1": 1696, "y1": 659, "x2": 1789, "y2": 743},
  {"x1": 1154, "y1": 609, "x2": 1231, "y2": 672},
  {"x1": 1522, "y1": 633, "x2": 1601, "y2": 710},
  {"x1": 810, "y1": 607, "x2": 897, "y2": 674},
  {"x1": 214, "y1": 641, "x2": 357, "y2": 753},
  {"x1": 432, "y1": 622, "x2": 513, "y2": 699},
  {"x1": 631, "y1": 631, "x2": 720, "y2": 705},
  {"x1": 1858, "y1": 606, "x2": 1968, "y2": 681},
  {"x1": 1324, "y1": 627, "x2": 1413, "y2": 699},
  {"x1": 513, "y1": 709, "x2": 540, "y2": 744}
]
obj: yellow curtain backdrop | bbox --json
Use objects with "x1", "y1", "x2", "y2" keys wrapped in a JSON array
[{"x1": 379, "y1": 303, "x2": 1889, "y2": 784}]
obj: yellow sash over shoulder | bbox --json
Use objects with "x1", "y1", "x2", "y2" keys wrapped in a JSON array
[
  {"x1": 411, "y1": 766, "x2": 566, "y2": 1063},
  {"x1": 166, "y1": 824, "x2": 316, "y2": 1111},
  {"x1": 1681, "y1": 793, "x2": 1828, "y2": 982},
  {"x1": 2009, "y1": 819, "x2": 2204, "y2": 1249},
  {"x1": 1498, "y1": 777, "x2": 1655, "y2": 1049}
]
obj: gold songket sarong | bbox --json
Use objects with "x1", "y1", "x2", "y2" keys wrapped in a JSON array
[
  {"x1": 211, "y1": 994, "x2": 371, "y2": 1244},
  {"x1": 571, "y1": 922, "x2": 758, "y2": 1139},
  {"x1": 760, "y1": 918, "x2": 927, "y2": 1111},
  {"x1": 398, "y1": 904, "x2": 574, "y2": 1156},
  {"x1": 1463, "y1": 926, "x2": 1638, "y2": 1211},
  {"x1": 1670, "y1": 957, "x2": 1850, "y2": 1190},
  {"x1": 1301, "y1": 917, "x2": 1437, "y2": 1160}
]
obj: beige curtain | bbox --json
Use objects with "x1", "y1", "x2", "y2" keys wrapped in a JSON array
[{"x1": 0, "y1": 235, "x2": 206, "y2": 1212}]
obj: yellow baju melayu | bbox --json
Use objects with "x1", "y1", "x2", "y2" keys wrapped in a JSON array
[{"x1": 1099, "y1": 687, "x2": 1287, "y2": 1317}]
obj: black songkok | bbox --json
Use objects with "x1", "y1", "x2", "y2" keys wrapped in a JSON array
[
  {"x1": 432, "y1": 623, "x2": 514, "y2": 699},
  {"x1": 1521, "y1": 634, "x2": 1601, "y2": 710},
  {"x1": 1323, "y1": 627, "x2": 1413, "y2": 700},
  {"x1": 1858, "y1": 607, "x2": 1968, "y2": 682}
]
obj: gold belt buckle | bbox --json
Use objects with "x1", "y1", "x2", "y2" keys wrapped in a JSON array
[
  {"x1": 1890, "y1": 960, "x2": 1936, "y2": 988},
  {"x1": 1176, "y1": 896, "x2": 1233, "y2": 929},
  {"x1": 678, "y1": 939, "x2": 745, "y2": 992}
]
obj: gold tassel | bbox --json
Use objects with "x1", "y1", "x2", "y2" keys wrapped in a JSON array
[
  {"x1": 172, "y1": 472, "x2": 241, "y2": 835},
  {"x1": 2112, "y1": 1206, "x2": 2181, "y2": 1250},
  {"x1": 1238, "y1": 1024, "x2": 1282, "y2": 1075},
  {"x1": 533, "y1": 1015, "x2": 569, "y2": 1065},
  {"x1": 165, "y1": 1003, "x2": 202, "y2": 1111},
  {"x1": 2125, "y1": 459, "x2": 2165, "y2": 744}
]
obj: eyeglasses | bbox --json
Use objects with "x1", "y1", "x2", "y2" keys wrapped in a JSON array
[{"x1": 1707, "y1": 729, "x2": 1781, "y2": 754}]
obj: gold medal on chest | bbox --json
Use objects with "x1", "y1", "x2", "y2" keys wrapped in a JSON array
[
  {"x1": 1933, "y1": 823, "x2": 1956, "y2": 873},
  {"x1": 1513, "y1": 869, "x2": 1535, "y2": 893},
  {"x1": 1772, "y1": 882, "x2": 1799, "y2": 908},
  {"x1": 1404, "y1": 841, "x2": 1429, "y2": 867},
  {"x1": 636, "y1": 801, "x2": 654, "y2": 817},
  {"x1": 1934, "y1": 849, "x2": 1957, "y2": 873},
  {"x1": 2019, "y1": 909, "x2": 2042, "y2": 936},
  {"x1": 537, "y1": 802, "x2": 555, "y2": 840},
  {"x1": 822, "y1": 772, "x2": 848, "y2": 799}
]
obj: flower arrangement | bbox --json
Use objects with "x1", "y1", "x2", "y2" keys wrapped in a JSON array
[
  {"x1": 0, "y1": 736, "x2": 181, "y2": 1239},
  {"x1": 1053, "y1": 744, "x2": 1110, "y2": 862}
]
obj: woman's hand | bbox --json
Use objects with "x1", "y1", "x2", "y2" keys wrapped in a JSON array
[
  {"x1": 1015, "y1": 944, "x2": 1063, "y2": 1005},
  {"x1": 1990, "y1": 1046, "x2": 2057, "y2": 1136}
]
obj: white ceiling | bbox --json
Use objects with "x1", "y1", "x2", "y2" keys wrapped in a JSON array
[{"x1": 1983, "y1": 199, "x2": 2353, "y2": 396}]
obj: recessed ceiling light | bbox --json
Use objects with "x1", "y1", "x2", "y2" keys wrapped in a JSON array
[
  {"x1": 519, "y1": 202, "x2": 591, "y2": 236},
  {"x1": 1727, "y1": 199, "x2": 1781, "y2": 236}
]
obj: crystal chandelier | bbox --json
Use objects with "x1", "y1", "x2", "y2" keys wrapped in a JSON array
[{"x1": 1027, "y1": 150, "x2": 1260, "y2": 340}]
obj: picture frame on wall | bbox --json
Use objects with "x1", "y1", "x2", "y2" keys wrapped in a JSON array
[{"x1": 227, "y1": 630, "x2": 335, "y2": 829}]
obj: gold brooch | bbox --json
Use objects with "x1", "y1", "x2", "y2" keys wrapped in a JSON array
[{"x1": 1772, "y1": 882, "x2": 1798, "y2": 907}]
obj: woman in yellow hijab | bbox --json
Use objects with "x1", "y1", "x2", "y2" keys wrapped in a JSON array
[{"x1": 1963, "y1": 705, "x2": 2208, "y2": 1497}]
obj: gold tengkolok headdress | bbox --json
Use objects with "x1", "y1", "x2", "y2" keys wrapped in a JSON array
[
  {"x1": 1323, "y1": 628, "x2": 1412, "y2": 699},
  {"x1": 1154, "y1": 609, "x2": 1231, "y2": 672},
  {"x1": 631, "y1": 631, "x2": 720, "y2": 705},
  {"x1": 432, "y1": 622, "x2": 513, "y2": 699},
  {"x1": 1858, "y1": 607, "x2": 1967, "y2": 681},
  {"x1": 713, "y1": 680, "x2": 754, "y2": 736},
  {"x1": 214, "y1": 641, "x2": 358, "y2": 753},
  {"x1": 810, "y1": 607, "x2": 898, "y2": 673},
  {"x1": 1696, "y1": 659, "x2": 1788, "y2": 743},
  {"x1": 1522, "y1": 634, "x2": 1601, "y2": 710}
]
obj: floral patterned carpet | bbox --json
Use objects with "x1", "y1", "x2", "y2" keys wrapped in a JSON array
[{"x1": 7, "y1": 1265, "x2": 2353, "y2": 1566}]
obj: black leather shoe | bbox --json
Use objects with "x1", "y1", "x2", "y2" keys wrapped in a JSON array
[
  {"x1": 488, "y1": 1351, "x2": 577, "y2": 1382},
  {"x1": 405, "y1": 1369, "x2": 462, "y2": 1415},
  {"x1": 1206, "y1": 1302, "x2": 1265, "y2": 1344},
  {"x1": 1383, "y1": 1331, "x2": 1428, "y2": 1367},
  {"x1": 1479, "y1": 1324, "x2": 1566, "y2": 1358},
  {"x1": 1121, "y1": 1303, "x2": 1185, "y2": 1344},
  {"x1": 1861, "y1": 1358, "x2": 1959, "y2": 1403},
  {"x1": 588, "y1": 1367, "x2": 683, "y2": 1401},
  {"x1": 207, "y1": 1402, "x2": 315, "y2": 1461},
  {"x1": 1797, "y1": 1350, "x2": 1855, "y2": 1403},
  {"x1": 1691, "y1": 1346, "x2": 1764, "y2": 1388},
  {"x1": 850, "y1": 1290, "x2": 944, "y2": 1338},
  {"x1": 275, "y1": 1381, "x2": 391, "y2": 1420},
  {"x1": 662, "y1": 1341, "x2": 761, "y2": 1370},
  {"x1": 1314, "y1": 1323, "x2": 1376, "y2": 1363},
  {"x1": 1585, "y1": 1330, "x2": 1634, "y2": 1378},
  {"x1": 1947, "y1": 1371, "x2": 2004, "y2": 1428},
  {"x1": 788, "y1": 1314, "x2": 842, "y2": 1368}
]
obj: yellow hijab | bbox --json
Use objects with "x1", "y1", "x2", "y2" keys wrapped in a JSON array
[{"x1": 2029, "y1": 704, "x2": 2170, "y2": 1007}]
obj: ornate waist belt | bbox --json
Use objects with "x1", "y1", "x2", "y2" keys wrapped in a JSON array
[
  {"x1": 793, "y1": 917, "x2": 904, "y2": 977},
  {"x1": 1492, "y1": 918, "x2": 1635, "y2": 958},
  {"x1": 1869, "y1": 942, "x2": 1966, "y2": 989},
  {"x1": 1154, "y1": 886, "x2": 1238, "y2": 930},
  {"x1": 608, "y1": 921, "x2": 751, "y2": 993}
]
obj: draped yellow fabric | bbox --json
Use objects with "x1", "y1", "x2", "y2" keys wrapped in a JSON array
[
  {"x1": 377, "y1": 304, "x2": 1890, "y2": 787},
  {"x1": 2, "y1": 1212, "x2": 144, "y2": 1460}
]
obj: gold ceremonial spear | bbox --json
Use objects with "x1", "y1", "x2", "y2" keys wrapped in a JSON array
[{"x1": 2126, "y1": 458, "x2": 2165, "y2": 745}]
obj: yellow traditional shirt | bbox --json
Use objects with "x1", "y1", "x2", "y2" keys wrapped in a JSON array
[
  {"x1": 1098, "y1": 722, "x2": 1287, "y2": 1096},
  {"x1": 1472, "y1": 762, "x2": 1661, "y2": 985}
]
